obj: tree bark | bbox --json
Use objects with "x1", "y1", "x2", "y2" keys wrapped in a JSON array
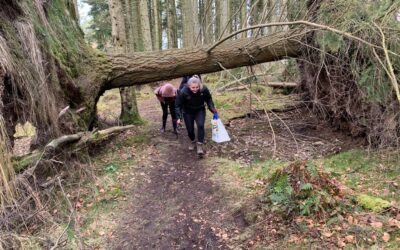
[
  {"x1": 105, "y1": 32, "x2": 300, "y2": 88},
  {"x1": 204, "y1": 0, "x2": 214, "y2": 44},
  {"x1": 218, "y1": 0, "x2": 230, "y2": 39},
  {"x1": 131, "y1": 1, "x2": 142, "y2": 51},
  {"x1": 108, "y1": 0, "x2": 140, "y2": 125},
  {"x1": 167, "y1": 0, "x2": 178, "y2": 48},
  {"x1": 124, "y1": 0, "x2": 135, "y2": 51},
  {"x1": 152, "y1": 0, "x2": 162, "y2": 50},
  {"x1": 182, "y1": 0, "x2": 200, "y2": 47},
  {"x1": 108, "y1": 0, "x2": 127, "y2": 54},
  {"x1": 139, "y1": 0, "x2": 153, "y2": 51},
  {"x1": 240, "y1": 0, "x2": 248, "y2": 38}
]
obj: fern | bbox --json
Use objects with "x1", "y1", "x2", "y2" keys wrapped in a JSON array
[
  {"x1": 306, "y1": 162, "x2": 318, "y2": 177},
  {"x1": 300, "y1": 195, "x2": 321, "y2": 216},
  {"x1": 300, "y1": 183, "x2": 313, "y2": 191}
]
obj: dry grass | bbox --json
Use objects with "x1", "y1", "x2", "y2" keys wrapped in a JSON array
[
  {"x1": 0, "y1": 33, "x2": 16, "y2": 211},
  {"x1": 0, "y1": 35, "x2": 14, "y2": 75},
  {"x1": 0, "y1": 116, "x2": 16, "y2": 212},
  {"x1": 15, "y1": 21, "x2": 59, "y2": 135}
]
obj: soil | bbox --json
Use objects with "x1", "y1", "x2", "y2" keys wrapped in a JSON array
[
  {"x1": 208, "y1": 107, "x2": 366, "y2": 164},
  {"x1": 106, "y1": 94, "x2": 364, "y2": 249},
  {"x1": 107, "y1": 98, "x2": 236, "y2": 249}
]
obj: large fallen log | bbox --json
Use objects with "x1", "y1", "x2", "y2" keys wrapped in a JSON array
[{"x1": 104, "y1": 31, "x2": 301, "y2": 89}]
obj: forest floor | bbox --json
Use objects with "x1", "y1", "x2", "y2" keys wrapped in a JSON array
[{"x1": 16, "y1": 77, "x2": 399, "y2": 249}]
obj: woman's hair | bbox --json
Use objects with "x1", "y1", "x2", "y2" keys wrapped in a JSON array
[{"x1": 187, "y1": 75, "x2": 203, "y2": 90}]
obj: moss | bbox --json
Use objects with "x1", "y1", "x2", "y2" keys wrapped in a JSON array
[
  {"x1": 120, "y1": 113, "x2": 144, "y2": 125},
  {"x1": 13, "y1": 153, "x2": 40, "y2": 172},
  {"x1": 357, "y1": 194, "x2": 391, "y2": 212}
]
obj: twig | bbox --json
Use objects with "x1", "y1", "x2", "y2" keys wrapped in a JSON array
[
  {"x1": 216, "y1": 62, "x2": 278, "y2": 157},
  {"x1": 50, "y1": 177, "x2": 74, "y2": 250},
  {"x1": 373, "y1": 23, "x2": 400, "y2": 104}
]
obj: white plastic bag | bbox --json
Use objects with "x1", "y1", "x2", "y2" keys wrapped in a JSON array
[{"x1": 211, "y1": 118, "x2": 230, "y2": 143}]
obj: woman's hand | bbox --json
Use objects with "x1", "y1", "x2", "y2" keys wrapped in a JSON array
[{"x1": 177, "y1": 119, "x2": 182, "y2": 125}]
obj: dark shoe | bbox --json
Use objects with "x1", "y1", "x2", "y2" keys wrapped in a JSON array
[{"x1": 188, "y1": 141, "x2": 196, "y2": 151}]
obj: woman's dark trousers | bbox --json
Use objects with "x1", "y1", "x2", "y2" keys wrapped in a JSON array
[
  {"x1": 183, "y1": 108, "x2": 206, "y2": 143},
  {"x1": 161, "y1": 101, "x2": 177, "y2": 131}
]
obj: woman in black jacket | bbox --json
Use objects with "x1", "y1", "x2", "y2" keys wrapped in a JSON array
[{"x1": 176, "y1": 75, "x2": 217, "y2": 156}]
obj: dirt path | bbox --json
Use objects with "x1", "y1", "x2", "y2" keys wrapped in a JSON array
[{"x1": 108, "y1": 99, "x2": 236, "y2": 249}]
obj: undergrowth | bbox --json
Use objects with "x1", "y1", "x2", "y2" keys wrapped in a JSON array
[{"x1": 264, "y1": 161, "x2": 346, "y2": 218}]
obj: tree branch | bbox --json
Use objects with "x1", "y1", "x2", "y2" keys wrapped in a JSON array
[{"x1": 207, "y1": 21, "x2": 397, "y2": 56}]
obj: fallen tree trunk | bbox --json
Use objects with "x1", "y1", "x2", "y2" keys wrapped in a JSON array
[{"x1": 103, "y1": 32, "x2": 301, "y2": 89}]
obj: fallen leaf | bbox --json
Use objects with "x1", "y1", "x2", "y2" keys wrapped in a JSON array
[
  {"x1": 337, "y1": 240, "x2": 346, "y2": 248},
  {"x1": 388, "y1": 218, "x2": 400, "y2": 228},
  {"x1": 345, "y1": 235, "x2": 355, "y2": 243},
  {"x1": 370, "y1": 222, "x2": 383, "y2": 228},
  {"x1": 99, "y1": 231, "x2": 105, "y2": 236},
  {"x1": 288, "y1": 235, "x2": 300, "y2": 243},
  {"x1": 346, "y1": 215, "x2": 354, "y2": 224},
  {"x1": 382, "y1": 232, "x2": 390, "y2": 242},
  {"x1": 322, "y1": 231, "x2": 334, "y2": 238}
]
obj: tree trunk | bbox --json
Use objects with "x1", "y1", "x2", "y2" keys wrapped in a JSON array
[
  {"x1": 240, "y1": 0, "x2": 248, "y2": 38},
  {"x1": 108, "y1": 0, "x2": 140, "y2": 125},
  {"x1": 139, "y1": 0, "x2": 153, "y2": 51},
  {"x1": 204, "y1": 0, "x2": 214, "y2": 44},
  {"x1": 152, "y1": 0, "x2": 162, "y2": 50},
  {"x1": 108, "y1": 0, "x2": 127, "y2": 53},
  {"x1": 167, "y1": 0, "x2": 178, "y2": 48},
  {"x1": 106, "y1": 33, "x2": 300, "y2": 88},
  {"x1": 124, "y1": 0, "x2": 135, "y2": 51},
  {"x1": 131, "y1": 1, "x2": 143, "y2": 51},
  {"x1": 182, "y1": 0, "x2": 198, "y2": 47},
  {"x1": 218, "y1": 0, "x2": 230, "y2": 39}
]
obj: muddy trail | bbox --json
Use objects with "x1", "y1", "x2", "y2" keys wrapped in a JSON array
[
  {"x1": 107, "y1": 99, "x2": 237, "y2": 249},
  {"x1": 101, "y1": 92, "x2": 365, "y2": 249}
]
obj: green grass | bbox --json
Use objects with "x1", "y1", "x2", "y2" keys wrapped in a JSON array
[
  {"x1": 317, "y1": 150, "x2": 400, "y2": 203},
  {"x1": 115, "y1": 133, "x2": 150, "y2": 149},
  {"x1": 210, "y1": 157, "x2": 286, "y2": 203}
]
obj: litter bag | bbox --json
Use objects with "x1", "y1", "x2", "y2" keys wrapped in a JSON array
[{"x1": 211, "y1": 118, "x2": 230, "y2": 143}]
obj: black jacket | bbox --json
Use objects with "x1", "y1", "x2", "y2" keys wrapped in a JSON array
[{"x1": 175, "y1": 85, "x2": 216, "y2": 118}]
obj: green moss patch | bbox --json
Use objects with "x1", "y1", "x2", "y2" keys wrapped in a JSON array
[{"x1": 357, "y1": 194, "x2": 391, "y2": 213}]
